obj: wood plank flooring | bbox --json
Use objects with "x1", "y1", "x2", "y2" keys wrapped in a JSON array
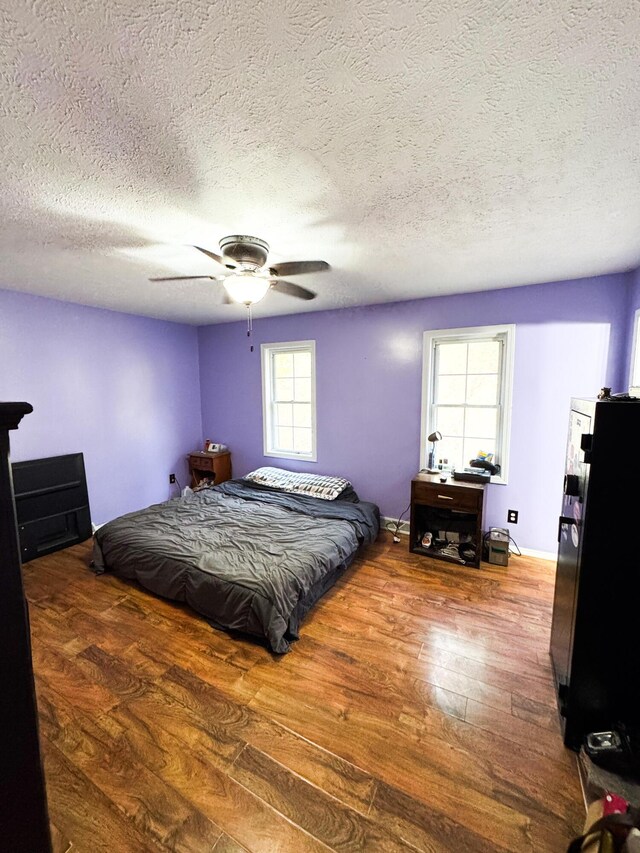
[{"x1": 22, "y1": 534, "x2": 583, "y2": 852}]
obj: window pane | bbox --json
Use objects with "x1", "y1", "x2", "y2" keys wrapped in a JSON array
[
  {"x1": 435, "y1": 375, "x2": 466, "y2": 405},
  {"x1": 467, "y1": 340, "x2": 500, "y2": 373},
  {"x1": 464, "y1": 438, "x2": 495, "y2": 466},
  {"x1": 274, "y1": 352, "x2": 294, "y2": 377},
  {"x1": 276, "y1": 403, "x2": 293, "y2": 427},
  {"x1": 465, "y1": 407, "x2": 497, "y2": 439},
  {"x1": 438, "y1": 437, "x2": 463, "y2": 470},
  {"x1": 293, "y1": 403, "x2": 311, "y2": 428},
  {"x1": 437, "y1": 342, "x2": 467, "y2": 374},
  {"x1": 466, "y1": 374, "x2": 498, "y2": 406},
  {"x1": 423, "y1": 329, "x2": 510, "y2": 475},
  {"x1": 434, "y1": 406, "x2": 464, "y2": 437},
  {"x1": 293, "y1": 427, "x2": 312, "y2": 453},
  {"x1": 274, "y1": 377, "x2": 294, "y2": 401},
  {"x1": 264, "y1": 342, "x2": 316, "y2": 459},
  {"x1": 294, "y1": 351, "x2": 312, "y2": 377},
  {"x1": 276, "y1": 426, "x2": 293, "y2": 450},
  {"x1": 294, "y1": 377, "x2": 311, "y2": 402}
]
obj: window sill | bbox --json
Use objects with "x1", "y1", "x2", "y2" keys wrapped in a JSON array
[
  {"x1": 490, "y1": 475, "x2": 507, "y2": 485},
  {"x1": 264, "y1": 450, "x2": 317, "y2": 463}
]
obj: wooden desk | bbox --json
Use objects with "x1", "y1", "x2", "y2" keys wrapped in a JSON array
[
  {"x1": 188, "y1": 451, "x2": 232, "y2": 488},
  {"x1": 410, "y1": 472, "x2": 486, "y2": 568}
]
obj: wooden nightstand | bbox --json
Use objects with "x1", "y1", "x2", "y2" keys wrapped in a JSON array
[
  {"x1": 188, "y1": 451, "x2": 232, "y2": 488},
  {"x1": 409, "y1": 472, "x2": 486, "y2": 568}
]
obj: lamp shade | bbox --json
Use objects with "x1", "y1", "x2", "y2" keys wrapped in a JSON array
[
  {"x1": 426, "y1": 429, "x2": 442, "y2": 470},
  {"x1": 223, "y1": 274, "x2": 271, "y2": 305}
]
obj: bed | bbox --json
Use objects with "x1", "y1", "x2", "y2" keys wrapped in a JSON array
[{"x1": 92, "y1": 475, "x2": 379, "y2": 653}]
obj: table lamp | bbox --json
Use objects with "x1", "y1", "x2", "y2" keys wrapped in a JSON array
[{"x1": 427, "y1": 431, "x2": 442, "y2": 472}]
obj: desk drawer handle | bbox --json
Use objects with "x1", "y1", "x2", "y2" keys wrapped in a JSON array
[{"x1": 437, "y1": 494, "x2": 453, "y2": 500}]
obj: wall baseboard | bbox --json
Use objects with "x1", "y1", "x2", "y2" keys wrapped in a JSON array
[
  {"x1": 380, "y1": 515, "x2": 410, "y2": 536},
  {"x1": 381, "y1": 515, "x2": 556, "y2": 562},
  {"x1": 517, "y1": 546, "x2": 556, "y2": 562}
]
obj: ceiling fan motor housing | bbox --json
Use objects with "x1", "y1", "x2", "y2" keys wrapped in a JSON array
[{"x1": 219, "y1": 235, "x2": 269, "y2": 268}]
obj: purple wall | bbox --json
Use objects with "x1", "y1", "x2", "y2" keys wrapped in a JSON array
[
  {"x1": 198, "y1": 273, "x2": 629, "y2": 554},
  {"x1": 1, "y1": 270, "x2": 633, "y2": 551},
  {"x1": 623, "y1": 267, "x2": 640, "y2": 386},
  {"x1": 632, "y1": 267, "x2": 640, "y2": 307},
  {"x1": 0, "y1": 289, "x2": 202, "y2": 525}
]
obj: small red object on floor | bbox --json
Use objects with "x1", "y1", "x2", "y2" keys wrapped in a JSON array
[{"x1": 603, "y1": 792, "x2": 628, "y2": 815}]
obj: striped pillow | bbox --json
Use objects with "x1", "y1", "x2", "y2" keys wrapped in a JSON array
[{"x1": 244, "y1": 467, "x2": 350, "y2": 501}]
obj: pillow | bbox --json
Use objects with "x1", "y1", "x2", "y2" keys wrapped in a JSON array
[{"x1": 244, "y1": 466, "x2": 351, "y2": 501}]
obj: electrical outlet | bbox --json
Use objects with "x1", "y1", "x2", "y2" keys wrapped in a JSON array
[
  {"x1": 507, "y1": 509, "x2": 518, "y2": 524},
  {"x1": 169, "y1": 473, "x2": 176, "y2": 484}
]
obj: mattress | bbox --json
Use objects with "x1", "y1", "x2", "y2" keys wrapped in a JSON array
[{"x1": 93, "y1": 479, "x2": 379, "y2": 653}]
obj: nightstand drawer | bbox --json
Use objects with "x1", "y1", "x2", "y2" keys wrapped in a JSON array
[
  {"x1": 412, "y1": 480, "x2": 481, "y2": 512},
  {"x1": 191, "y1": 455, "x2": 213, "y2": 472}
]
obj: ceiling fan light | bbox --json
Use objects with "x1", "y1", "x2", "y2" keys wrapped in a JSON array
[{"x1": 223, "y1": 275, "x2": 271, "y2": 305}]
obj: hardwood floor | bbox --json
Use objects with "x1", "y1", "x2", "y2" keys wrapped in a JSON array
[{"x1": 22, "y1": 534, "x2": 583, "y2": 852}]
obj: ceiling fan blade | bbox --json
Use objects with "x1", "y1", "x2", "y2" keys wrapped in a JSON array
[
  {"x1": 193, "y1": 245, "x2": 236, "y2": 268},
  {"x1": 269, "y1": 260, "x2": 330, "y2": 277},
  {"x1": 149, "y1": 275, "x2": 219, "y2": 281},
  {"x1": 271, "y1": 279, "x2": 316, "y2": 300}
]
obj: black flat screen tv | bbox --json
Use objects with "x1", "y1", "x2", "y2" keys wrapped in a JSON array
[{"x1": 12, "y1": 452, "x2": 92, "y2": 563}]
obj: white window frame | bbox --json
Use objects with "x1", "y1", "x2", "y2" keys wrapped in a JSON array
[
  {"x1": 629, "y1": 309, "x2": 640, "y2": 390},
  {"x1": 420, "y1": 324, "x2": 516, "y2": 484},
  {"x1": 261, "y1": 340, "x2": 317, "y2": 462}
]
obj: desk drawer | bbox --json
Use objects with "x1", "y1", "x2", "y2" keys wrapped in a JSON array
[{"x1": 412, "y1": 481, "x2": 481, "y2": 512}]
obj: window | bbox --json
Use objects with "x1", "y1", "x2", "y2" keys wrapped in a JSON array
[
  {"x1": 420, "y1": 325, "x2": 515, "y2": 482},
  {"x1": 261, "y1": 340, "x2": 317, "y2": 461},
  {"x1": 630, "y1": 309, "x2": 640, "y2": 389}
]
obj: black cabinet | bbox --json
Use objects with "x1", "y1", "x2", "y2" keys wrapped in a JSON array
[
  {"x1": 0, "y1": 403, "x2": 52, "y2": 851},
  {"x1": 550, "y1": 398, "x2": 640, "y2": 748}
]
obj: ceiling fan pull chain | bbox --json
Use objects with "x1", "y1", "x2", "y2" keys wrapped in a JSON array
[{"x1": 247, "y1": 304, "x2": 254, "y2": 352}]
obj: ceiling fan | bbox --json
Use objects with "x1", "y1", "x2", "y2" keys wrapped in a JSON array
[{"x1": 150, "y1": 235, "x2": 330, "y2": 306}]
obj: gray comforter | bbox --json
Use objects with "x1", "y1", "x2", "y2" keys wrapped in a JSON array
[{"x1": 93, "y1": 479, "x2": 379, "y2": 653}]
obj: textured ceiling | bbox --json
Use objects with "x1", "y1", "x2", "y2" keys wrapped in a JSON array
[{"x1": 1, "y1": 0, "x2": 639, "y2": 325}]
